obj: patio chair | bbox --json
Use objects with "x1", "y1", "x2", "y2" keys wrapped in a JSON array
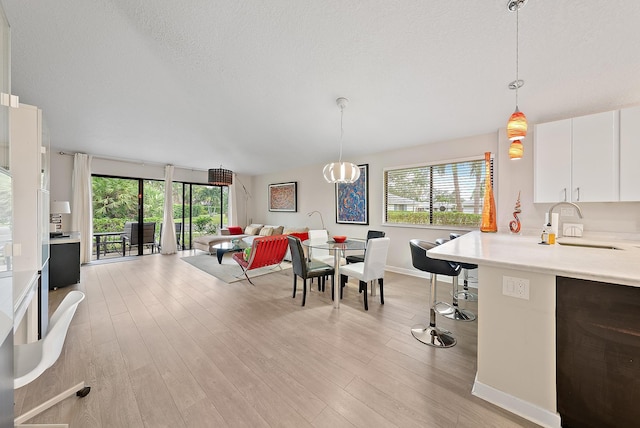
[
  {"x1": 232, "y1": 235, "x2": 289, "y2": 285},
  {"x1": 122, "y1": 222, "x2": 157, "y2": 255}
]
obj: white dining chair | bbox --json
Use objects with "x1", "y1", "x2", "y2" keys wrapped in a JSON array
[
  {"x1": 339, "y1": 237, "x2": 390, "y2": 310},
  {"x1": 307, "y1": 229, "x2": 346, "y2": 267},
  {"x1": 14, "y1": 290, "x2": 91, "y2": 427}
]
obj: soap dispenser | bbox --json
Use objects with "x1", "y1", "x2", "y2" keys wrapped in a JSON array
[{"x1": 541, "y1": 213, "x2": 555, "y2": 244}]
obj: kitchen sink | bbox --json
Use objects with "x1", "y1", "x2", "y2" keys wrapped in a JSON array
[{"x1": 557, "y1": 241, "x2": 622, "y2": 250}]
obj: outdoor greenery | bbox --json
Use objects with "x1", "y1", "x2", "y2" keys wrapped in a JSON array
[
  {"x1": 386, "y1": 211, "x2": 482, "y2": 226},
  {"x1": 92, "y1": 176, "x2": 227, "y2": 246},
  {"x1": 385, "y1": 158, "x2": 488, "y2": 227}
]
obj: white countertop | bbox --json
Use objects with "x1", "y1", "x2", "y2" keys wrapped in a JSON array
[
  {"x1": 426, "y1": 231, "x2": 640, "y2": 287},
  {"x1": 50, "y1": 231, "x2": 81, "y2": 244}
]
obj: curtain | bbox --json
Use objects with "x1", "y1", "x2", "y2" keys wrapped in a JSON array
[
  {"x1": 71, "y1": 153, "x2": 93, "y2": 264},
  {"x1": 229, "y1": 176, "x2": 239, "y2": 227},
  {"x1": 160, "y1": 165, "x2": 177, "y2": 254}
]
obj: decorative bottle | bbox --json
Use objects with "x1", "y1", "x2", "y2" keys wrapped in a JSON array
[
  {"x1": 480, "y1": 151, "x2": 497, "y2": 232},
  {"x1": 509, "y1": 191, "x2": 522, "y2": 234}
]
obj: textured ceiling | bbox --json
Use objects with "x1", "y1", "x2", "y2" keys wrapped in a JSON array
[{"x1": 2, "y1": 0, "x2": 640, "y2": 176}]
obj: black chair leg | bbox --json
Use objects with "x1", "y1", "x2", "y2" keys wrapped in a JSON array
[
  {"x1": 292, "y1": 275, "x2": 297, "y2": 298},
  {"x1": 340, "y1": 275, "x2": 347, "y2": 299},
  {"x1": 302, "y1": 279, "x2": 307, "y2": 306},
  {"x1": 359, "y1": 280, "x2": 368, "y2": 310},
  {"x1": 379, "y1": 278, "x2": 384, "y2": 304}
]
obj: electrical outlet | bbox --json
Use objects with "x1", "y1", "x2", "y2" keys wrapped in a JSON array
[
  {"x1": 560, "y1": 207, "x2": 575, "y2": 217},
  {"x1": 502, "y1": 276, "x2": 530, "y2": 300}
]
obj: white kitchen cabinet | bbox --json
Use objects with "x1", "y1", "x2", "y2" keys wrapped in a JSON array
[
  {"x1": 620, "y1": 106, "x2": 640, "y2": 201},
  {"x1": 534, "y1": 118, "x2": 571, "y2": 203},
  {"x1": 534, "y1": 110, "x2": 618, "y2": 203},
  {"x1": 571, "y1": 111, "x2": 618, "y2": 202}
]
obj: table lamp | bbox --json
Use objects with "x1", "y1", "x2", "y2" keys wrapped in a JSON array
[{"x1": 50, "y1": 200, "x2": 71, "y2": 234}]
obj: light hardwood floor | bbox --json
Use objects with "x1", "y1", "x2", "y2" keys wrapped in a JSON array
[{"x1": 14, "y1": 250, "x2": 540, "y2": 427}]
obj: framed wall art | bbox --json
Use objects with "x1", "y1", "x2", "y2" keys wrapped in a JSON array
[
  {"x1": 335, "y1": 164, "x2": 368, "y2": 225},
  {"x1": 268, "y1": 181, "x2": 297, "y2": 212}
]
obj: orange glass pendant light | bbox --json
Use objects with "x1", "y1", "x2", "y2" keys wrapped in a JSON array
[
  {"x1": 509, "y1": 139, "x2": 524, "y2": 159},
  {"x1": 507, "y1": 109, "x2": 527, "y2": 141},
  {"x1": 480, "y1": 152, "x2": 498, "y2": 233},
  {"x1": 506, "y1": 0, "x2": 528, "y2": 158}
]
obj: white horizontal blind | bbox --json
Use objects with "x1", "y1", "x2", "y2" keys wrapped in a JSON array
[{"x1": 384, "y1": 157, "x2": 492, "y2": 227}]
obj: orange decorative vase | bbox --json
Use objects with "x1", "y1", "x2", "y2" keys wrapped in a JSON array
[{"x1": 480, "y1": 152, "x2": 497, "y2": 232}]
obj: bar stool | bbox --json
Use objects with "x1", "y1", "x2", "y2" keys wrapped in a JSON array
[
  {"x1": 409, "y1": 239, "x2": 460, "y2": 348},
  {"x1": 433, "y1": 238, "x2": 476, "y2": 322},
  {"x1": 449, "y1": 233, "x2": 478, "y2": 301}
]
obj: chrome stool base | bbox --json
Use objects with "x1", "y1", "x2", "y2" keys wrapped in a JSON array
[
  {"x1": 434, "y1": 301, "x2": 454, "y2": 315},
  {"x1": 411, "y1": 324, "x2": 456, "y2": 348},
  {"x1": 442, "y1": 307, "x2": 476, "y2": 322},
  {"x1": 454, "y1": 290, "x2": 478, "y2": 301}
]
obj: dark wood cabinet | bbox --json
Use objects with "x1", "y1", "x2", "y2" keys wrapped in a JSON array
[
  {"x1": 49, "y1": 237, "x2": 80, "y2": 290},
  {"x1": 556, "y1": 276, "x2": 640, "y2": 427}
]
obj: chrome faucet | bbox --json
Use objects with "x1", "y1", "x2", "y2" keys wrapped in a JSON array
[{"x1": 548, "y1": 201, "x2": 583, "y2": 226}]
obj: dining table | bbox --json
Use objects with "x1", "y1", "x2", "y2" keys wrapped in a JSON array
[{"x1": 302, "y1": 238, "x2": 366, "y2": 309}]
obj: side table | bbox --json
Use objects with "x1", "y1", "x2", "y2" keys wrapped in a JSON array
[
  {"x1": 50, "y1": 232, "x2": 81, "y2": 289},
  {"x1": 211, "y1": 240, "x2": 248, "y2": 264}
]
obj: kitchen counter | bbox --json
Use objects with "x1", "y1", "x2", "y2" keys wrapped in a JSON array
[
  {"x1": 427, "y1": 231, "x2": 640, "y2": 287},
  {"x1": 424, "y1": 231, "x2": 640, "y2": 428}
]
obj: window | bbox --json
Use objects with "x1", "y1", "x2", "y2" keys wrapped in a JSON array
[
  {"x1": 91, "y1": 175, "x2": 229, "y2": 258},
  {"x1": 384, "y1": 156, "x2": 493, "y2": 227}
]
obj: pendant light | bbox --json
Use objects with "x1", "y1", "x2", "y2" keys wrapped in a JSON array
[
  {"x1": 208, "y1": 166, "x2": 233, "y2": 186},
  {"x1": 507, "y1": 0, "x2": 527, "y2": 160},
  {"x1": 323, "y1": 97, "x2": 361, "y2": 184}
]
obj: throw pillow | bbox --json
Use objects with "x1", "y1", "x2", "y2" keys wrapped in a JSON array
[
  {"x1": 228, "y1": 226, "x2": 243, "y2": 235},
  {"x1": 244, "y1": 224, "x2": 263, "y2": 235},
  {"x1": 288, "y1": 232, "x2": 309, "y2": 242},
  {"x1": 259, "y1": 226, "x2": 274, "y2": 236},
  {"x1": 283, "y1": 226, "x2": 309, "y2": 235},
  {"x1": 243, "y1": 247, "x2": 252, "y2": 261}
]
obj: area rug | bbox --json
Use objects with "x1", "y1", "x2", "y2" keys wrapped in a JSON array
[{"x1": 181, "y1": 253, "x2": 291, "y2": 283}]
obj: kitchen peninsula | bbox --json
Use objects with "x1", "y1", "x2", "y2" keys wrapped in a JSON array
[{"x1": 427, "y1": 231, "x2": 640, "y2": 428}]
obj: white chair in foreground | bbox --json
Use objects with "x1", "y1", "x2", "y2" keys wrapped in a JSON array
[
  {"x1": 339, "y1": 237, "x2": 390, "y2": 310},
  {"x1": 14, "y1": 290, "x2": 90, "y2": 427}
]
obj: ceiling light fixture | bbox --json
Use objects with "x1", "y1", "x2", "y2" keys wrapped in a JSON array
[
  {"x1": 208, "y1": 166, "x2": 233, "y2": 186},
  {"x1": 323, "y1": 97, "x2": 361, "y2": 184},
  {"x1": 507, "y1": 0, "x2": 527, "y2": 160}
]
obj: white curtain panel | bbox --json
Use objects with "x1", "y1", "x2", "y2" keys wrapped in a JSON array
[
  {"x1": 229, "y1": 176, "x2": 239, "y2": 227},
  {"x1": 71, "y1": 153, "x2": 93, "y2": 264},
  {"x1": 160, "y1": 165, "x2": 177, "y2": 254}
]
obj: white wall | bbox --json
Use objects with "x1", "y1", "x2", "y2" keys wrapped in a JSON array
[
  {"x1": 49, "y1": 150, "x2": 253, "y2": 232},
  {"x1": 50, "y1": 128, "x2": 640, "y2": 272}
]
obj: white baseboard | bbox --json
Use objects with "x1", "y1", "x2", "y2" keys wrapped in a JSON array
[
  {"x1": 472, "y1": 378, "x2": 561, "y2": 428},
  {"x1": 386, "y1": 265, "x2": 478, "y2": 289}
]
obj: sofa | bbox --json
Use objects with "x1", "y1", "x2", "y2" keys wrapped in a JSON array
[{"x1": 192, "y1": 224, "x2": 309, "y2": 259}]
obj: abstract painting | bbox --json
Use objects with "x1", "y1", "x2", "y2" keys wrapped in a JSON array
[
  {"x1": 336, "y1": 164, "x2": 368, "y2": 224},
  {"x1": 268, "y1": 181, "x2": 297, "y2": 212}
]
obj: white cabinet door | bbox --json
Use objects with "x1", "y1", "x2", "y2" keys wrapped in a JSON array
[
  {"x1": 620, "y1": 106, "x2": 640, "y2": 201},
  {"x1": 571, "y1": 111, "x2": 618, "y2": 202},
  {"x1": 534, "y1": 119, "x2": 572, "y2": 203}
]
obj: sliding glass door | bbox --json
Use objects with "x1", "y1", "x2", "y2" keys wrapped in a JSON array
[{"x1": 92, "y1": 175, "x2": 229, "y2": 259}]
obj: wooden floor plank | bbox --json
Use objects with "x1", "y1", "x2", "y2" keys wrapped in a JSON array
[{"x1": 17, "y1": 251, "x2": 540, "y2": 427}]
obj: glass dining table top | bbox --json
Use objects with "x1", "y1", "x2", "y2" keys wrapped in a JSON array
[{"x1": 302, "y1": 238, "x2": 366, "y2": 251}]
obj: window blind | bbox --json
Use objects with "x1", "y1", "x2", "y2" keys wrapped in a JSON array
[{"x1": 384, "y1": 156, "x2": 493, "y2": 227}]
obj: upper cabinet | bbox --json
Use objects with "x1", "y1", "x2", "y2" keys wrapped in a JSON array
[
  {"x1": 0, "y1": 6, "x2": 8, "y2": 171},
  {"x1": 10, "y1": 103, "x2": 49, "y2": 272},
  {"x1": 534, "y1": 110, "x2": 625, "y2": 203},
  {"x1": 571, "y1": 111, "x2": 618, "y2": 202},
  {"x1": 620, "y1": 106, "x2": 640, "y2": 201},
  {"x1": 533, "y1": 118, "x2": 572, "y2": 203}
]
